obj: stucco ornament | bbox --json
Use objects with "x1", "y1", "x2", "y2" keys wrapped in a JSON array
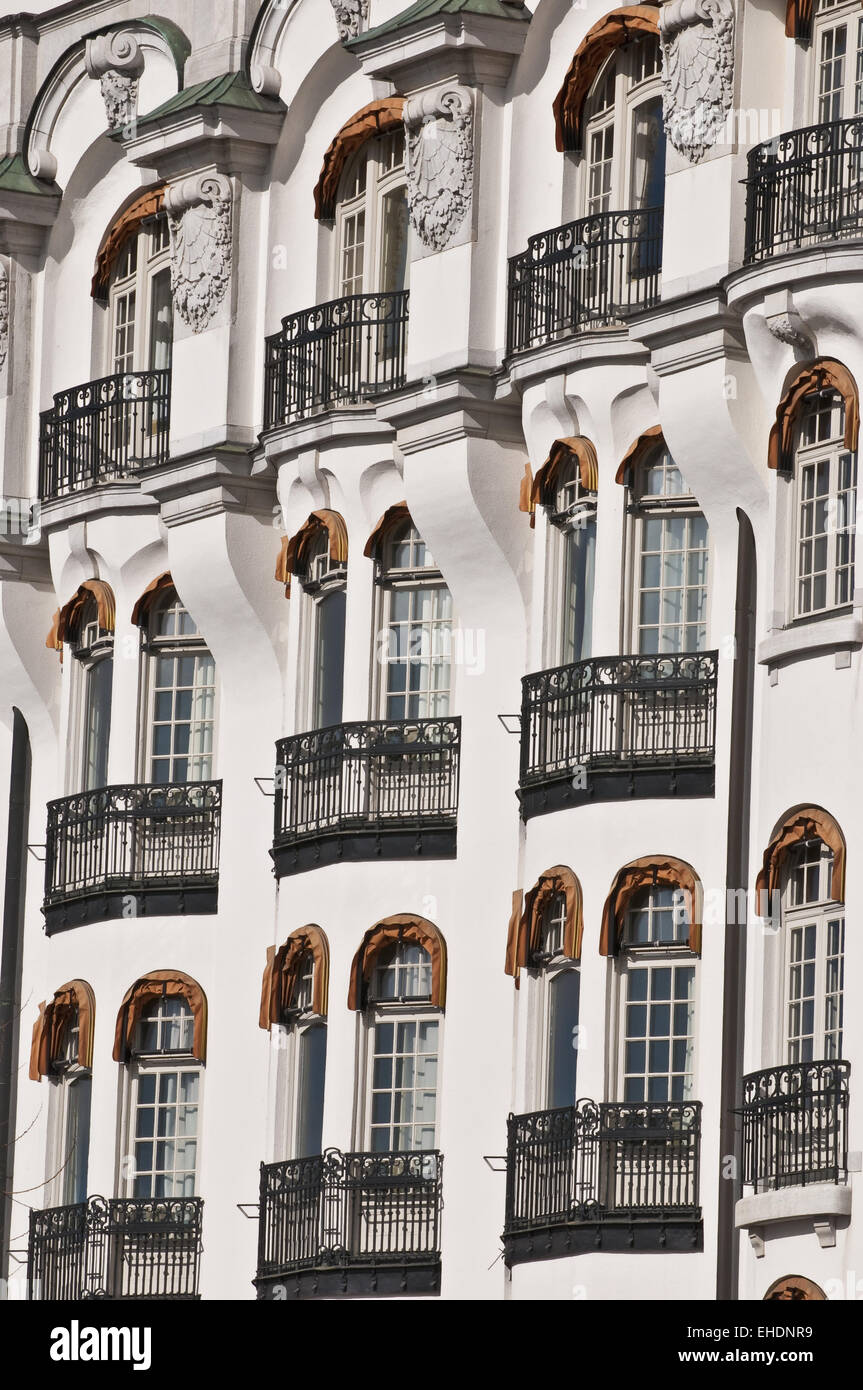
[
  {"x1": 164, "y1": 174, "x2": 233, "y2": 334},
  {"x1": 767, "y1": 313, "x2": 813, "y2": 353},
  {"x1": 659, "y1": 0, "x2": 735, "y2": 163},
  {"x1": 85, "y1": 31, "x2": 144, "y2": 131},
  {"x1": 0, "y1": 260, "x2": 8, "y2": 373},
  {"x1": 404, "y1": 84, "x2": 474, "y2": 252},
  {"x1": 330, "y1": 0, "x2": 368, "y2": 41}
]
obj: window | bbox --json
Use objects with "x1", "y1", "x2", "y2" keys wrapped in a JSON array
[
  {"x1": 791, "y1": 390, "x2": 857, "y2": 618},
  {"x1": 365, "y1": 942, "x2": 440, "y2": 1152},
  {"x1": 72, "y1": 598, "x2": 113, "y2": 791},
  {"x1": 582, "y1": 38, "x2": 665, "y2": 216},
  {"x1": 301, "y1": 529, "x2": 346, "y2": 729},
  {"x1": 278, "y1": 952, "x2": 327, "y2": 1159},
  {"x1": 377, "y1": 522, "x2": 453, "y2": 719},
  {"x1": 813, "y1": 0, "x2": 863, "y2": 121},
  {"x1": 144, "y1": 591, "x2": 216, "y2": 783},
  {"x1": 49, "y1": 1008, "x2": 92, "y2": 1206},
  {"x1": 127, "y1": 997, "x2": 201, "y2": 1199},
  {"x1": 108, "y1": 215, "x2": 172, "y2": 375},
  {"x1": 336, "y1": 131, "x2": 409, "y2": 298},
  {"x1": 546, "y1": 460, "x2": 596, "y2": 665},
  {"x1": 629, "y1": 448, "x2": 709, "y2": 653},
  {"x1": 618, "y1": 885, "x2": 697, "y2": 1103},
  {"x1": 531, "y1": 894, "x2": 580, "y2": 1109},
  {"x1": 781, "y1": 838, "x2": 845, "y2": 1062}
]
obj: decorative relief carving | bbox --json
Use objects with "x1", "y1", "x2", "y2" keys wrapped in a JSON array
[
  {"x1": 404, "y1": 84, "x2": 474, "y2": 252},
  {"x1": 767, "y1": 313, "x2": 813, "y2": 353},
  {"x1": 164, "y1": 174, "x2": 233, "y2": 334},
  {"x1": 330, "y1": 0, "x2": 368, "y2": 41},
  {"x1": 659, "y1": 0, "x2": 735, "y2": 163},
  {"x1": 85, "y1": 31, "x2": 144, "y2": 131}
]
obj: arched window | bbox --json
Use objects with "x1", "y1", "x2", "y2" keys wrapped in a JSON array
[
  {"x1": 71, "y1": 596, "x2": 114, "y2": 791},
  {"x1": 365, "y1": 940, "x2": 440, "y2": 1153},
  {"x1": 368, "y1": 510, "x2": 453, "y2": 719},
  {"x1": 30, "y1": 981, "x2": 95, "y2": 1206},
  {"x1": 778, "y1": 837, "x2": 845, "y2": 1063},
  {"x1": 260, "y1": 927, "x2": 330, "y2": 1159},
  {"x1": 141, "y1": 586, "x2": 216, "y2": 783},
  {"x1": 106, "y1": 210, "x2": 172, "y2": 376},
  {"x1": 532, "y1": 893, "x2": 581, "y2": 1109},
  {"x1": 535, "y1": 439, "x2": 598, "y2": 665},
  {"x1": 791, "y1": 389, "x2": 857, "y2": 618},
  {"x1": 295, "y1": 515, "x2": 347, "y2": 728},
  {"x1": 812, "y1": 0, "x2": 863, "y2": 123},
  {"x1": 335, "y1": 129, "x2": 409, "y2": 299},
  {"x1": 625, "y1": 441, "x2": 709, "y2": 653},
  {"x1": 581, "y1": 35, "x2": 664, "y2": 217},
  {"x1": 618, "y1": 882, "x2": 697, "y2": 1103}
]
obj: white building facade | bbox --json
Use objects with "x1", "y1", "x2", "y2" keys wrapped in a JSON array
[{"x1": 0, "y1": 0, "x2": 858, "y2": 1303}]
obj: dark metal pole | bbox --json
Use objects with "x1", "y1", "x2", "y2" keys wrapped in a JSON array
[
  {"x1": 0, "y1": 708, "x2": 32, "y2": 1282},
  {"x1": 716, "y1": 511, "x2": 756, "y2": 1300}
]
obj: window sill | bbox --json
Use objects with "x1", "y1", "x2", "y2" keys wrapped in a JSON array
[{"x1": 757, "y1": 613, "x2": 863, "y2": 667}]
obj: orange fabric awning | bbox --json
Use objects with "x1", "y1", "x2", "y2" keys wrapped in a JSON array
[
  {"x1": 56, "y1": 579, "x2": 116, "y2": 643},
  {"x1": 505, "y1": 866, "x2": 583, "y2": 986},
  {"x1": 259, "y1": 926, "x2": 330, "y2": 1025},
  {"x1": 29, "y1": 980, "x2": 95, "y2": 1081},
  {"x1": 131, "y1": 571, "x2": 174, "y2": 627},
  {"x1": 276, "y1": 510, "x2": 348, "y2": 597},
  {"x1": 92, "y1": 184, "x2": 166, "y2": 299},
  {"x1": 113, "y1": 971, "x2": 208, "y2": 1063},
  {"x1": 768, "y1": 360, "x2": 859, "y2": 472},
  {"x1": 785, "y1": 0, "x2": 813, "y2": 39},
  {"x1": 553, "y1": 6, "x2": 660, "y2": 153},
  {"x1": 528, "y1": 437, "x2": 599, "y2": 526},
  {"x1": 348, "y1": 915, "x2": 447, "y2": 1010},
  {"x1": 363, "y1": 501, "x2": 411, "y2": 560},
  {"x1": 314, "y1": 98, "x2": 405, "y2": 220},
  {"x1": 755, "y1": 806, "x2": 846, "y2": 914},
  {"x1": 615, "y1": 424, "x2": 664, "y2": 486},
  {"x1": 600, "y1": 856, "x2": 702, "y2": 956}
]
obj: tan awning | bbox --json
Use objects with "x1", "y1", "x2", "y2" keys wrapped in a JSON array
[
  {"x1": 348, "y1": 915, "x2": 447, "y2": 1010},
  {"x1": 29, "y1": 979, "x2": 95, "y2": 1081},
  {"x1": 505, "y1": 866, "x2": 583, "y2": 986},
  {"x1": 259, "y1": 925, "x2": 330, "y2": 1025},
  {"x1": 92, "y1": 184, "x2": 166, "y2": 299},
  {"x1": 113, "y1": 970, "x2": 208, "y2": 1063},
  {"x1": 756, "y1": 806, "x2": 846, "y2": 913},
  {"x1": 314, "y1": 98, "x2": 405, "y2": 220},
  {"x1": 768, "y1": 360, "x2": 859, "y2": 472},
  {"x1": 615, "y1": 424, "x2": 664, "y2": 486},
  {"x1": 363, "y1": 501, "x2": 411, "y2": 560},
  {"x1": 553, "y1": 6, "x2": 660, "y2": 153},
  {"x1": 600, "y1": 855, "x2": 702, "y2": 955},
  {"x1": 131, "y1": 571, "x2": 174, "y2": 627}
]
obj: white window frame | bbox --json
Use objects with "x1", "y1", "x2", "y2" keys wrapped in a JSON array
[
  {"x1": 68, "y1": 600, "x2": 114, "y2": 794},
  {"x1": 543, "y1": 462, "x2": 597, "y2": 668},
  {"x1": 296, "y1": 529, "x2": 347, "y2": 731},
  {"x1": 373, "y1": 523, "x2": 455, "y2": 721},
  {"x1": 335, "y1": 130, "x2": 410, "y2": 299},
  {"x1": 811, "y1": 0, "x2": 863, "y2": 123},
  {"x1": 529, "y1": 893, "x2": 581, "y2": 1110},
  {"x1": 274, "y1": 953, "x2": 328, "y2": 1160},
  {"x1": 614, "y1": 887, "x2": 698, "y2": 1105},
  {"x1": 139, "y1": 591, "x2": 218, "y2": 785},
  {"x1": 580, "y1": 38, "x2": 664, "y2": 217},
  {"x1": 781, "y1": 839, "x2": 846, "y2": 1064},
  {"x1": 625, "y1": 448, "x2": 710, "y2": 655},
  {"x1": 107, "y1": 215, "x2": 172, "y2": 377},
  {"x1": 787, "y1": 390, "x2": 858, "y2": 622},
  {"x1": 46, "y1": 1011, "x2": 92, "y2": 1208},
  {"x1": 120, "y1": 999, "x2": 203, "y2": 1201}
]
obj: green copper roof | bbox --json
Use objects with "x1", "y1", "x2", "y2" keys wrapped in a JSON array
[
  {"x1": 346, "y1": 0, "x2": 530, "y2": 46},
  {"x1": 134, "y1": 71, "x2": 285, "y2": 129},
  {"x1": 0, "y1": 153, "x2": 58, "y2": 196}
]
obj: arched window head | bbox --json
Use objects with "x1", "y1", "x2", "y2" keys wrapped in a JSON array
[
  {"x1": 372, "y1": 515, "x2": 453, "y2": 720},
  {"x1": 143, "y1": 587, "x2": 216, "y2": 784},
  {"x1": 134, "y1": 996, "x2": 195, "y2": 1055},
  {"x1": 778, "y1": 836, "x2": 845, "y2": 1064},
  {"x1": 336, "y1": 128, "x2": 409, "y2": 300},
  {"x1": 628, "y1": 443, "x2": 709, "y2": 654},
  {"x1": 792, "y1": 389, "x2": 857, "y2": 618},
  {"x1": 68, "y1": 592, "x2": 114, "y2": 792},
  {"x1": 106, "y1": 208, "x2": 172, "y2": 377}
]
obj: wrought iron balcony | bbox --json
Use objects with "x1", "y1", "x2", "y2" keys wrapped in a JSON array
[
  {"x1": 272, "y1": 718, "x2": 460, "y2": 876},
  {"x1": 740, "y1": 1060, "x2": 850, "y2": 1193},
  {"x1": 506, "y1": 206, "x2": 663, "y2": 356},
  {"x1": 255, "y1": 1148, "x2": 443, "y2": 1299},
  {"x1": 28, "y1": 1196, "x2": 203, "y2": 1300},
  {"x1": 518, "y1": 651, "x2": 717, "y2": 819},
  {"x1": 745, "y1": 117, "x2": 863, "y2": 262},
  {"x1": 504, "y1": 1100, "x2": 702, "y2": 1265},
  {"x1": 43, "y1": 781, "x2": 221, "y2": 932},
  {"x1": 263, "y1": 290, "x2": 409, "y2": 428},
  {"x1": 39, "y1": 369, "x2": 171, "y2": 502}
]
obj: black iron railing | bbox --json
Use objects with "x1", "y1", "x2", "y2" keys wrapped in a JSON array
[
  {"x1": 39, "y1": 369, "x2": 171, "y2": 501},
  {"x1": 520, "y1": 651, "x2": 717, "y2": 787},
  {"x1": 263, "y1": 291, "x2": 409, "y2": 427},
  {"x1": 504, "y1": 1100, "x2": 702, "y2": 1237},
  {"x1": 44, "y1": 781, "x2": 222, "y2": 909},
  {"x1": 745, "y1": 117, "x2": 863, "y2": 261},
  {"x1": 274, "y1": 719, "x2": 460, "y2": 847},
  {"x1": 28, "y1": 1196, "x2": 203, "y2": 1300},
  {"x1": 257, "y1": 1149, "x2": 443, "y2": 1282},
  {"x1": 740, "y1": 1060, "x2": 850, "y2": 1193},
  {"x1": 507, "y1": 206, "x2": 663, "y2": 355}
]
